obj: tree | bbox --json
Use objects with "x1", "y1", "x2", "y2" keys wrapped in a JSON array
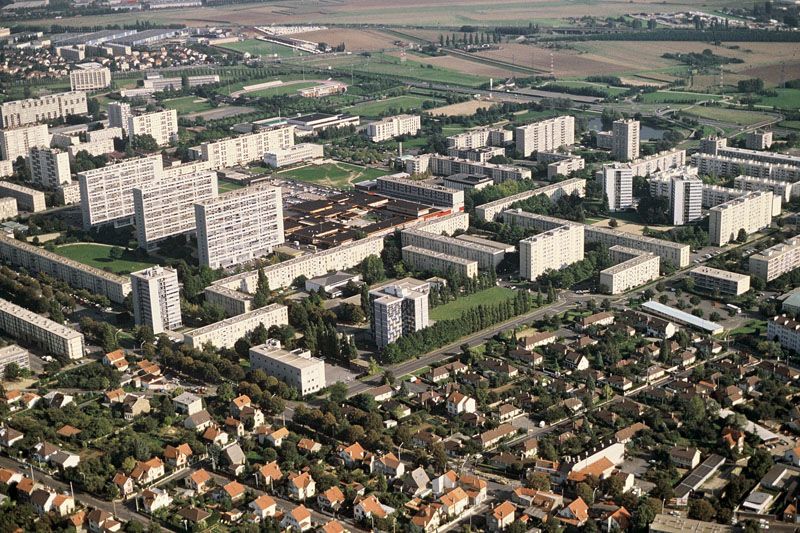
[
  {"x1": 253, "y1": 268, "x2": 270, "y2": 309},
  {"x1": 131, "y1": 134, "x2": 159, "y2": 152},
  {"x1": 3, "y1": 362, "x2": 20, "y2": 381},
  {"x1": 635, "y1": 497, "x2": 661, "y2": 529},
  {"x1": 575, "y1": 482, "x2": 595, "y2": 504},
  {"x1": 689, "y1": 499, "x2": 716, "y2": 522},
  {"x1": 737, "y1": 228, "x2": 748, "y2": 243},
  {"x1": 431, "y1": 442, "x2": 448, "y2": 472},
  {"x1": 528, "y1": 472, "x2": 551, "y2": 491},
  {"x1": 360, "y1": 255, "x2": 386, "y2": 285}
]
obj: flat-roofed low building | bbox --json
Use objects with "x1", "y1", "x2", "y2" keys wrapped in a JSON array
[
  {"x1": 0, "y1": 181, "x2": 46, "y2": 212},
  {"x1": 401, "y1": 228, "x2": 506, "y2": 270},
  {"x1": 641, "y1": 300, "x2": 723, "y2": 335},
  {"x1": 377, "y1": 173, "x2": 464, "y2": 211},
  {"x1": 599, "y1": 246, "x2": 660, "y2": 295},
  {"x1": 649, "y1": 514, "x2": 731, "y2": 533},
  {"x1": 402, "y1": 245, "x2": 479, "y2": 279},
  {"x1": 367, "y1": 114, "x2": 421, "y2": 142},
  {"x1": 0, "y1": 344, "x2": 29, "y2": 375},
  {"x1": 709, "y1": 191, "x2": 773, "y2": 246},
  {"x1": 0, "y1": 298, "x2": 84, "y2": 359},
  {"x1": 184, "y1": 303, "x2": 288, "y2": 349},
  {"x1": 263, "y1": 143, "x2": 324, "y2": 168},
  {"x1": 286, "y1": 113, "x2": 359, "y2": 135},
  {"x1": 249, "y1": 340, "x2": 326, "y2": 396},
  {"x1": 689, "y1": 266, "x2": 750, "y2": 296},
  {"x1": 749, "y1": 236, "x2": 800, "y2": 281}
]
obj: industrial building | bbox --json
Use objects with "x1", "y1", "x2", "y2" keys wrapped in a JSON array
[
  {"x1": 370, "y1": 278, "x2": 430, "y2": 348},
  {"x1": 367, "y1": 114, "x2": 421, "y2": 142},
  {"x1": 749, "y1": 236, "x2": 800, "y2": 281},
  {"x1": 184, "y1": 303, "x2": 288, "y2": 350},
  {"x1": 249, "y1": 340, "x2": 326, "y2": 396},
  {"x1": 708, "y1": 191, "x2": 773, "y2": 246},
  {"x1": 0, "y1": 298, "x2": 85, "y2": 359},
  {"x1": 515, "y1": 116, "x2": 575, "y2": 158},
  {"x1": 131, "y1": 266, "x2": 182, "y2": 335},
  {"x1": 0, "y1": 91, "x2": 87, "y2": 128},
  {"x1": 689, "y1": 266, "x2": 751, "y2": 296}
]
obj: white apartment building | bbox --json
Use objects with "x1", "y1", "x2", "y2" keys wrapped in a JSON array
[
  {"x1": 585, "y1": 226, "x2": 690, "y2": 267},
  {"x1": 548, "y1": 156, "x2": 585, "y2": 179},
  {"x1": 519, "y1": 223, "x2": 585, "y2": 281},
  {"x1": 749, "y1": 236, "x2": 800, "y2": 281},
  {"x1": 746, "y1": 131, "x2": 773, "y2": 151},
  {"x1": 131, "y1": 266, "x2": 182, "y2": 334},
  {"x1": 0, "y1": 234, "x2": 131, "y2": 303},
  {"x1": 370, "y1": 278, "x2": 430, "y2": 348},
  {"x1": 0, "y1": 124, "x2": 50, "y2": 161},
  {"x1": 28, "y1": 146, "x2": 71, "y2": 189},
  {"x1": 0, "y1": 160, "x2": 12, "y2": 178},
  {"x1": 599, "y1": 149, "x2": 687, "y2": 181},
  {"x1": 86, "y1": 127, "x2": 123, "y2": 143},
  {"x1": 600, "y1": 246, "x2": 660, "y2": 295},
  {"x1": 700, "y1": 136, "x2": 799, "y2": 167},
  {"x1": 0, "y1": 298, "x2": 85, "y2": 359},
  {"x1": 0, "y1": 344, "x2": 30, "y2": 375},
  {"x1": 68, "y1": 139, "x2": 116, "y2": 160},
  {"x1": 414, "y1": 212, "x2": 470, "y2": 235},
  {"x1": 689, "y1": 266, "x2": 750, "y2": 296},
  {"x1": 367, "y1": 114, "x2": 421, "y2": 142},
  {"x1": 441, "y1": 174, "x2": 494, "y2": 191},
  {"x1": 128, "y1": 109, "x2": 178, "y2": 147},
  {"x1": 702, "y1": 184, "x2": 745, "y2": 208},
  {"x1": 57, "y1": 181, "x2": 81, "y2": 206},
  {"x1": 401, "y1": 245, "x2": 479, "y2": 279},
  {"x1": 734, "y1": 175, "x2": 798, "y2": 203},
  {"x1": 649, "y1": 172, "x2": 703, "y2": 225},
  {"x1": 767, "y1": 315, "x2": 800, "y2": 353},
  {"x1": 600, "y1": 166, "x2": 633, "y2": 212},
  {"x1": 401, "y1": 229, "x2": 507, "y2": 270},
  {"x1": 447, "y1": 127, "x2": 511, "y2": 149},
  {"x1": 78, "y1": 154, "x2": 164, "y2": 228},
  {"x1": 376, "y1": 173, "x2": 465, "y2": 210},
  {"x1": 184, "y1": 303, "x2": 289, "y2": 349},
  {"x1": 69, "y1": 63, "x2": 112, "y2": 91},
  {"x1": 132, "y1": 169, "x2": 218, "y2": 250},
  {"x1": 194, "y1": 184, "x2": 284, "y2": 269},
  {"x1": 0, "y1": 197, "x2": 17, "y2": 220},
  {"x1": 515, "y1": 116, "x2": 575, "y2": 157},
  {"x1": 263, "y1": 143, "x2": 323, "y2": 168},
  {"x1": 108, "y1": 102, "x2": 133, "y2": 135},
  {"x1": 199, "y1": 126, "x2": 295, "y2": 169},
  {"x1": 692, "y1": 153, "x2": 800, "y2": 182},
  {"x1": 475, "y1": 177, "x2": 586, "y2": 221},
  {"x1": 427, "y1": 155, "x2": 531, "y2": 182},
  {"x1": 709, "y1": 191, "x2": 773, "y2": 246},
  {"x1": 611, "y1": 119, "x2": 640, "y2": 161},
  {"x1": 249, "y1": 340, "x2": 326, "y2": 396},
  {"x1": 0, "y1": 91, "x2": 87, "y2": 128},
  {"x1": 446, "y1": 146, "x2": 506, "y2": 163},
  {"x1": 0, "y1": 181, "x2": 46, "y2": 212}
]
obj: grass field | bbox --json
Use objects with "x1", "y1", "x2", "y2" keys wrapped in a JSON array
[
  {"x1": 779, "y1": 120, "x2": 800, "y2": 130},
  {"x1": 317, "y1": 53, "x2": 488, "y2": 87},
  {"x1": 55, "y1": 244, "x2": 157, "y2": 275},
  {"x1": 162, "y1": 96, "x2": 215, "y2": 115},
  {"x1": 679, "y1": 106, "x2": 775, "y2": 126},
  {"x1": 754, "y1": 88, "x2": 800, "y2": 110},
  {"x1": 217, "y1": 179, "x2": 245, "y2": 193},
  {"x1": 248, "y1": 81, "x2": 318, "y2": 98},
  {"x1": 640, "y1": 91, "x2": 722, "y2": 104},
  {"x1": 542, "y1": 80, "x2": 627, "y2": 97},
  {"x1": 430, "y1": 287, "x2": 516, "y2": 321},
  {"x1": 344, "y1": 95, "x2": 438, "y2": 117},
  {"x1": 278, "y1": 162, "x2": 390, "y2": 188},
  {"x1": 218, "y1": 39, "x2": 305, "y2": 58}
]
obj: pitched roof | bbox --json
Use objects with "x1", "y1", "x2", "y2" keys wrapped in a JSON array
[
  {"x1": 251, "y1": 494, "x2": 276, "y2": 511},
  {"x1": 493, "y1": 500, "x2": 516, "y2": 521},
  {"x1": 222, "y1": 480, "x2": 245, "y2": 499},
  {"x1": 164, "y1": 443, "x2": 192, "y2": 459},
  {"x1": 321, "y1": 486, "x2": 345, "y2": 503},
  {"x1": 290, "y1": 504, "x2": 311, "y2": 522},
  {"x1": 357, "y1": 494, "x2": 387, "y2": 518},
  {"x1": 188, "y1": 469, "x2": 211, "y2": 485},
  {"x1": 289, "y1": 471, "x2": 314, "y2": 489},
  {"x1": 259, "y1": 461, "x2": 282, "y2": 480},
  {"x1": 440, "y1": 487, "x2": 469, "y2": 508}
]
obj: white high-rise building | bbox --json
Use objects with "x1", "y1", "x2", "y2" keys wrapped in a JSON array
[
  {"x1": 69, "y1": 63, "x2": 112, "y2": 92},
  {"x1": 127, "y1": 109, "x2": 178, "y2": 147},
  {"x1": 600, "y1": 166, "x2": 633, "y2": 212},
  {"x1": 0, "y1": 91, "x2": 87, "y2": 129},
  {"x1": 612, "y1": 119, "x2": 640, "y2": 161},
  {"x1": 133, "y1": 169, "x2": 218, "y2": 250},
  {"x1": 28, "y1": 146, "x2": 71, "y2": 189},
  {"x1": 709, "y1": 191, "x2": 773, "y2": 246},
  {"x1": 131, "y1": 266, "x2": 182, "y2": 335},
  {"x1": 515, "y1": 116, "x2": 575, "y2": 157},
  {"x1": 194, "y1": 184, "x2": 285, "y2": 269},
  {"x1": 370, "y1": 278, "x2": 430, "y2": 348},
  {"x1": 199, "y1": 126, "x2": 295, "y2": 169},
  {"x1": 649, "y1": 171, "x2": 703, "y2": 225},
  {"x1": 108, "y1": 102, "x2": 132, "y2": 135},
  {"x1": 0, "y1": 124, "x2": 50, "y2": 161},
  {"x1": 367, "y1": 114, "x2": 421, "y2": 142}
]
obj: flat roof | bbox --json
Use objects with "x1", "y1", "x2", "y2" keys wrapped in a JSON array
[
  {"x1": 690, "y1": 266, "x2": 750, "y2": 282},
  {"x1": 456, "y1": 234, "x2": 514, "y2": 252},
  {"x1": 641, "y1": 300, "x2": 724, "y2": 334},
  {"x1": 249, "y1": 344, "x2": 323, "y2": 370},
  {"x1": 602, "y1": 253, "x2": 658, "y2": 275},
  {"x1": 650, "y1": 514, "x2": 731, "y2": 533},
  {"x1": 187, "y1": 303, "x2": 286, "y2": 337}
]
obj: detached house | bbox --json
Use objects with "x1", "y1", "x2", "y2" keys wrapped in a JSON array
[
  {"x1": 185, "y1": 469, "x2": 212, "y2": 494},
  {"x1": 487, "y1": 500, "x2": 517, "y2": 532},
  {"x1": 439, "y1": 486, "x2": 469, "y2": 517},
  {"x1": 354, "y1": 494, "x2": 393, "y2": 522},
  {"x1": 287, "y1": 472, "x2": 316, "y2": 501},
  {"x1": 318, "y1": 486, "x2": 346, "y2": 512},
  {"x1": 281, "y1": 504, "x2": 312, "y2": 532},
  {"x1": 372, "y1": 452, "x2": 405, "y2": 479},
  {"x1": 130, "y1": 458, "x2": 165, "y2": 485},
  {"x1": 249, "y1": 494, "x2": 277, "y2": 521},
  {"x1": 446, "y1": 391, "x2": 476, "y2": 415},
  {"x1": 164, "y1": 443, "x2": 192, "y2": 468}
]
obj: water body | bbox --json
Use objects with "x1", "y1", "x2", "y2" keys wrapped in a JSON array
[{"x1": 586, "y1": 117, "x2": 665, "y2": 140}]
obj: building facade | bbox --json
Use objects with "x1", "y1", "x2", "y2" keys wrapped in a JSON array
[
  {"x1": 0, "y1": 344, "x2": 30, "y2": 375},
  {"x1": 649, "y1": 172, "x2": 703, "y2": 225},
  {"x1": 519, "y1": 223, "x2": 585, "y2": 281},
  {"x1": 708, "y1": 191, "x2": 773, "y2": 246},
  {"x1": 127, "y1": 109, "x2": 178, "y2": 147},
  {"x1": 0, "y1": 124, "x2": 50, "y2": 162},
  {"x1": 0, "y1": 197, "x2": 17, "y2": 220},
  {"x1": 69, "y1": 63, "x2": 112, "y2": 91},
  {"x1": 367, "y1": 114, "x2": 421, "y2": 142},
  {"x1": 548, "y1": 156, "x2": 585, "y2": 179},
  {"x1": 263, "y1": 143, "x2": 323, "y2": 168},
  {"x1": 475, "y1": 177, "x2": 586, "y2": 221},
  {"x1": 749, "y1": 236, "x2": 800, "y2": 281},
  {"x1": 199, "y1": 126, "x2": 295, "y2": 169},
  {"x1": 400, "y1": 229, "x2": 507, "y2": 270},
  {"x1": 767, "y1": 315, "x2": 800, "y2": 353},
  {"x1": 446, "y1": 127, "x2": 511, "y2": 149},
  {"x1": 585, "y1": 226, "x2": 690, "y2": 268},
  {"x1": 611, "y1": 119, "x2": 640, "y2": 161},
  {"x1": 108, "y1": 102, "x2": 132, "y2": 135},
  {"x1": 184, "y1": 303, "x2": 289, "y2": 349},
  {"x1": 370, "y1": 278, "x2": 430, "y2": 348},
  {"x1": 515, "y1": 116, "x2": 575, "y2": 157},
  {"x1": 0, "y1": 182, "x2": 46, "y2": 212},
  {"x1": 28, "y1": 147, "x2": 71, "y2": 189},
  {"x1": 600, "y1": 167, "x2": 633, "y2": 212},
  {"x1": 401, "y1": 245, "x2": 479, "y2": 279},
  {"x1": 376, "y1": 174, "x2": 465, "y2": 210},
  {"x1": 0, "y1": 91, "x2": 87, "y2": 128},
  {"x1": 0, "y1": 298, "x2": 84, "y2": 359},
  {"x1": 249, "y1": 340, "x2": 326, "y2": 396},
  {"x1": 599, "y1": 246, "x2": 660, "y2": 295},
  {"x1": 428, "y1": 156, "x2": 531, "y2": 183},
  {"x1": 131, "y1": 266, "x2": 182, "y2": 335},
  {"x1": 733, "y1": 175, "x2": 798, "y2": 202},
  {"x1": 689, "y1": 266, "x2": 750, "y2": 296}
]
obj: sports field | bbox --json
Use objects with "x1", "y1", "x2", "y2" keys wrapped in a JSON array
[
  {"x1": 430, "y1": 286, "x2": 516, "y2": 321},
  {"x1": 277, "y1": 162, "x2": 390, "y2": 189},
  {"x1": 162, "y1": 96, "x2": 215, "y2": 115},
  {"x1": 248, "y1": 81, "x2": 319, "y2": 98},
  {"x1": 54, "y1": 244, "x2": 157, "y2": 275},
  {"x1": 219, "y1": 39, "x2": 305, "y2": 58},
  {"x1": 345, "y1": 95, "x2": 438, "y2": 117}
]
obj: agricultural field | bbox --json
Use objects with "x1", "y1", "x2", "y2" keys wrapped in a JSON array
[
  {"x1": 277, "y1": 162, "x2": 391, "y2": 189},
  {"x1": 639, "y1": 91, "x2": 723, "y2": 104},
  {"x1": 291, "y1": 28, "x2": 399, "y2": 51},
  {"x1": 344, "y1": 95, "x2": 440, "y2": 117},
  {"x1": 753, "y1": 88, "x2": 800, "y2": 110},
  {"x1": 162, "y1": 96, "x2": 215, "y2": 115},
  {"x1": 428, "y1": 100, "x2": 497, "y2": 116},
  {"x1": 54, "y1": 244, "x2": 157, "y2": 275},
  {"x1": 541, "y1": 80, "x2": 628, "y2": 97},
  {"x1": 430, "y1": 286, "x2": 516, "y2": 321},
  {"x1": 389, "y1": 51, "x2": 514, "y2": 79},
  {"x1": 218, "y1": 39, "x2": 304, "y2": 58},
  {"x1": 678, "y1": 106, "x2": 777, "y2": 127}
]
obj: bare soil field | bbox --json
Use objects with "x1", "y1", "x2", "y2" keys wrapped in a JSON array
[
  {"x1": 293, "y1": 28, "x2": 400, "y2": 51},
  {"x1": 429, "y1": 100, "x2": 497, "y2": 116},
  {"x1": 591, "y1": 219, "x2": 648, "y2": 236},
  {"x1": 387, "y1": 51, "x2": 511, "y2": 78}
]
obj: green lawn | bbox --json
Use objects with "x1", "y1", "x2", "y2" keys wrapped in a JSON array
[
  {"x1": 344, "y1": 95, "x2": 439, "y2": 118},
  {"x1": 277, "y1": 162, "x2": 391, "y2": 189},
  {"x1": 729, "y1": 320, "x2": 767, "y2": 337},
  {"x1": 542, "y1": 80, "x2": 627, "y2": 97},
  {"x1": 218, "y1": 39, "x2": 305, "y2": 58},
  {"x1": 679, "y1": 106, "x2": 775, "y2": 126},
  {"x1": 640, "y1": 91, "x2": 722, "y2": 104},
  {"x1": 779, "y1": 120, "x2": 800, "y2": 130},
  {"x1": 754, "y1": 88, "x2": 800, "y2": 110},
  {"x1": 248, "y1": 81, "x2": 318, "y2": 98},
  {"x1": 334, "y1": 53, "x2": 488, "y2": 88},
  {"x1": 54, "y1": 244, "x2": 157, "y2": 275},
  {"x1": 162, "y1": 96, "x2": 214, "y2": 115},
  {"x1": 430, "y1": 287, "x2": 517, "y2": 321},
  {"x1": 217, "y1": 179, "x2": 245, "y2": 193}
]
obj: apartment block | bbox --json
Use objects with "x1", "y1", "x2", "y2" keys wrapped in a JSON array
[
  {"x1": 401, "y1": 229, "x2": 507, "y2": 270},
  {"x1": 131, "y1": 266, "x2": 182, "y2": 334},
  {"x1": 701, "y1": 136, "x2": 798, "y2": 167},
  {"x1": 28, "y1": 147, "x2": 71, "y2": 189},
  {"x1": 195, "y1": 184, "x2": 284, "y2": 269},
  {"x1": 108, "y1": 102, "x2": 132, "y2": 135},
  {"x1": 428, "y1": 155, "x2": 531, "y2": 183},
  {"x1": 199, "y1": 126, "x2": 295, "y2": 169},
  {"x1": 69, "y1": 63, "x2": 112, "y2": 91},
  {"x1": 746, "y1": 131, "x2": 773, "y2": 151},
  {"x1": 599, "y1": 149, "x2": 687, "y2": 180},
  {"x1": 86, "y1": 127, "x2": 124, "y2": 143},
  {"x1": 68, "y1": 139, "x2": 116, "y2": 160},
  {"x1": 401, "y1": 245, "x2": 479, "y2": 279},
  {"x1": 128, "y1": 109, "x2": 178, "y2": 146},
  {"x1": 702, "y1": 184, "x2": 744, "y2": 208},
  {"x1": 0, "y1": 298, "x2": 84, "y2": 359},
  {"x1": 78, "y1": 155, "x2": 164, "y2": 228},
  {"x1": 515, "y1": 116, "x2": 575, "y2": 157},
  {"x1": 611, "y1": 119, "x2": 640, "y2": 161},
  {"x1": 0, "y1": 344, "x2": 30, "y2": 375},
  {"x1": 413, "y1": 211, "x2": 470, "y2": 235},
  {"x1": 0, "y1": 124, "x2": 50, "y2": 161},
  {"x1": 0, "y1": 234, "x2": 131, "y2": 303},
  {"x1": 475, "y1": 177, "x2": 586, "y2": 221},
  {"x1": 585, "y1": 226, "x2": 690, "y2": 268},
  {"x1": 519, "y1": 222, "x2": 585, "y2": 281},
  {"x1": 263, "y1": 143, "x2": 323, "y2": 168},
  {"x1": 0, "y1": 197, "x2": 17, "y2": 220},
  {"x1": 600, "y1": 166, "x2": 633, "y2": 212},
  {"x1": 133, "y1": 169, "x2": 218, "y2": 250},
  {"x1": 447, "y1": 127, "x2": 511, "y2": 149},
  {"x1": 184, "y1": 303, "x2": 289, "y2": 349},
  {"x1": 709, "y1": 191, "x2": 773, "y2": 246},
  {"x1": 370, "y1": 278, "x2": 430, "y2": 348},
  {"x1": 204, "y1": 284, "x2": 254, "y2": 317},
  {"x1": 692, "y1": 152, "x2": 800, "y2": 182},
  {"x1": 689, "y1": 266, "x2": 750, "y2": 296},
  {"x1": 441, "y1": 174, "x2": 494, "y2": 191},
  {"x1": 767, "y1": 315, "x2": 800, "y2": 353},
  {"x1": 600, "y1": 246, "x2": 660, "y2": 295},
  {"x1": 249, "y1": 340, "x2": 326, "y2": 396},
  {"x1": 502, "y1": 209, "x2": 575, "y2": 232},
  {"x1": 548, "y1": 156, "x2": 585, "y2": 179},
  {"x1": 0, "y1": 160, "x2": 12, "y2": 178},
  {"x1": 376, "y1": 173, "x2": 465, "y2": 210},
  {"x1": 0, "y1": 91, "x2": 87, "y2": 128},
  {"x1": 446, "y1": 146, "x2": 505, "y2": 163},
  {"x1": 0, "y1": 181, "x2": 46, "y2": 212},
  {"x1": 367, "y1": 114, "x2": 421, "y2": 142},
  {"x1": 749, "y1": 236, "x2": 800, "y2": 281},
  {"x1": 57, "y1": 181, "x2": 81, "y2": 206},
  {"x1": 734, "y1": 175, "x2": 798, "y2": 202},
  {"x1": 648, "y1": 172, "x2": 703, "y2": 225}
]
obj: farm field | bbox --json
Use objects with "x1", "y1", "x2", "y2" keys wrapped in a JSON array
[
  {"x1": 541, "y1": 80, "x2": 627, "y2": 97},
  {"x1": 345, "y1": 95, "x2": 439, "y2": 117},
  {"x1": 277, "y1": 162, "x2": 391, "y2": 189},
  {"x1": 430, "y1": 286, "x2": 516, "y2": 321},
  {"x1": 753, "y1": 88, "x2": 800, "y2": 110},
  {"x1": 54, "y1": 244, "x2": 157, "y2": 275},
  {"x1": 292, "y1": 28, "x2": 399, "y2": 51},
  {"x1": 429, "y1": 100, "x2": 497, "y2": 116},
  {"x1": 679, "y1": 106, "x2": 776, "y2": 127},
  {"x1": 639, "y1": 91, "x2": 723, "y2": 104},
  {"x1": 162, "y1": 96, "x2": 215, "y2": 115},
  {"x1": 388, "y1": 51, "x2": 514, "y2": 79},
  {"x1": 218, "y1": 39, "x2": 304, "y2": 58}
]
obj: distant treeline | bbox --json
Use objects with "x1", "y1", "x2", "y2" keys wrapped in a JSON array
[{"x1": 544, "y1": 29, "x2": 800, "y2": 42}]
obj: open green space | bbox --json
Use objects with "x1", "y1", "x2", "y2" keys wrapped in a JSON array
[
  {"x1": 640, "y1": 91, "x2": 722, "y2": 104},
  {"x1": 248, "y1": 81, "x2": 319, "y2": 98},
  {"x1": 345, "y1": 95, "x2": 439, "y2": 118},
  {"x1": 277, "y1": 162, "x2": 391, "y2": 189},
  {"x1": 679, "y1": 106, "x2": 775, "y2": 126},
  {"x1": 779, "y1": 120, "x2": 800, "y2": 131},
  {"x1": 162, "y1": 96, "x2": 215, "y2": 115},
  {"x1": 218, "y1": 39, "x2": 306, "y2": 58},
  {"x1": 430, "y1": 286, "x2": 517, "y2": 321},
  {"x1": 754, "y1": 88, "x2": 800, "y2": 110},
  {"x1": 328, "y1": 53, "x2": 488, "y2": 88},
  {"x1": 729, "y1": 320, "x2": 767, "y2": 337},
  {"x1": 54, "y1": 243, "x2": 157, "y2": 275},
  {"x1": 217, "y1": 179, "x2": 245, "y2": 193},
  {"x1": 542, "y1": 80, "x2": 627, "y2": 97}
]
